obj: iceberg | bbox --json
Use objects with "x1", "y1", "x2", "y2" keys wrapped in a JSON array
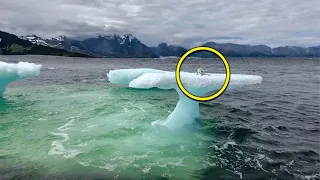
[
  {"x1": 108, "y1": 68, "x2": 166, "y2": 86},
  {"x1": 0, "y1": 61, "x2": 42, "y2": 96},
  {"x1": 107, "y1": 68, "x2": 262, "y2": 129}
]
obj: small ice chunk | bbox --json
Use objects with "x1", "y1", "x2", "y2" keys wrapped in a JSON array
[{"x1": 0, "y1": 61, "x2": 42, "y2": 96}]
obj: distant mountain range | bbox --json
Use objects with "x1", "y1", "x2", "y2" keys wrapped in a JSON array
[
  {"x1": 1, "y1": 30, "x2": 319, "y2": 58},
  {"x1": 0, "y1": 31, "x2": 89, "y2": 57},
  {"x1": 20, "y1": 34, "x2": 158, "y2": 58},
  {"x1": 152, "y1": 42, "x2": 320, "y2": 57}
]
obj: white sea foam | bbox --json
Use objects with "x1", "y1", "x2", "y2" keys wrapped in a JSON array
[{"x1": 48, "y1": 118, "x2": 82, "y2": 159}]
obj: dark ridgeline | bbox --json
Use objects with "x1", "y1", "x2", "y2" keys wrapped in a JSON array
[
  {"x1": 80, "y1": 34, "x2": 158, "y2": 58},
  {"x1": 19, "y1": 34, "x2": 159, "y2": 58},
  {"x1": 151, "y1": 42, "x2": 188, "y2": 57},
  {"x1": 0, "y1": 31, "x2": 89, "y2": 57},
  {"x1": 151, "y1": 42, "x2": 320, "y2": 58},
  {"x1": 1, "y1": 30, "x2": 319, "y2": 58}
]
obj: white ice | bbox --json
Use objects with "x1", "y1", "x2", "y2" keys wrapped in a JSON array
[
  {"x1": 108, "y1": 68, "x2": 166, "y2": 86},
  {"x1": 0, "y1": 61, "x2": 42, "y2": 96},
  {"x1": 107, "y1": 68, "x2": 262, "y2": 129}
]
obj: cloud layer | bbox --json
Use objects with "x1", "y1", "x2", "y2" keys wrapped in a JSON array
[{"x1": 1, "y1": 0, "x2": 319, "y2": 47}]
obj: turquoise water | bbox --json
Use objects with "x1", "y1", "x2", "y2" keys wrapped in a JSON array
[{"x1": 1, "y1": 85, "x2": 215, "y2": 179}]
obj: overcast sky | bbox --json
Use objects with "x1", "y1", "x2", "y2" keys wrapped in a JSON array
[{"x1": 1, "y1": 0, "x2": 319, "y2": 47}]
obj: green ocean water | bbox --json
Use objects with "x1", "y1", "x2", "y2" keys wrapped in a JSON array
[{"x1": 1, "y1": 84, "x2": 215, "y2": 179}]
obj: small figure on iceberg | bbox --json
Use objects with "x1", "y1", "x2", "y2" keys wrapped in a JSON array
[{"x1": 196, "y1": 68, "x2": 205, "y2": 76}]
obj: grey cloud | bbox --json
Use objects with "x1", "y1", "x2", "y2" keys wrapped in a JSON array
[
  {"x1": 213, "y1": 37, "x2": 243, "y2": 40},
  {"x1": 0, "y1": 0, "x2": 319, "y2": 47},
  {"x1": 193, "y1": 24, "x2": 205, "y2": 29}
]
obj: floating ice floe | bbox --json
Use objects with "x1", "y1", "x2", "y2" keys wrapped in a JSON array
[
  {"x1": 0, "y1": 61, "x2": 42, "y2": 96},
  {"x1": 108, "y1": 68, "x2": 262, "y2": 129}
]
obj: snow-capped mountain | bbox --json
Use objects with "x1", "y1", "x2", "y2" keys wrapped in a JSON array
[
  {"x1": 20, "y1": 34, "x2": 158, "y2": 58},
  {"x1": 20, "y1": 35, "x2": 70, "y2": 48},
  {"x1": 21, "y1": 35, "x2": 51, "y2": 47},
  {"x1": 0, "y1": 31, "x2": 89, "y2": 57}
]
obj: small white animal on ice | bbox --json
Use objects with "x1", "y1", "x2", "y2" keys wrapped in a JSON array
[{"x1": 197, "y1": 68, "x2": 206, "y2": 76}]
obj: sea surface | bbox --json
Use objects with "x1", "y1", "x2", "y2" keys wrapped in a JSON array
[{"x1": 0, "y1": 55, "x2": 319, "y2": 180}]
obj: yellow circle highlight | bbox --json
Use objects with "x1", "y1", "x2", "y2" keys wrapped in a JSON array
[{"x1": 175, "y1": 46, "x2": 231, "y2": 102}]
